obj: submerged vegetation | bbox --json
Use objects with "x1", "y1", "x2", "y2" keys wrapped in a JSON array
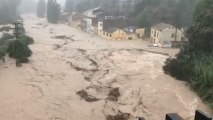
[
  {"x1": 163, "y1": 0, "x2": 213, "y2": 108},
  {"x1": 8, "y1": 39, "x2": 32, "y2": 64},
  {"x1": 0, "y1": 34, "x2": 13, "y2": 59},
  {"x1": 0, "y1": 0, "x2": 34, "y2": 65},
  {"x1": 0, "y1": 25, "x2": 34, "y2": 65}
]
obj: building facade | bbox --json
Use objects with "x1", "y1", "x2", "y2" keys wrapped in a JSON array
[{"x1": 151, "y1": 23, "x2": 183, "y2": 47}]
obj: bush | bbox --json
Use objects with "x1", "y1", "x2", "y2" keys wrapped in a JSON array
[
  {"x1": 7, "y1": 40, "x2": 32, "y2": 64},
  {"x1": 191, "y1": 55, "x2": 213, "y2": 108},
  {"x1": 163, "y1": 53, "x2": 213, "y2": 109},
  {"x1": 20, "y1": 35, "x2": 34, "y2": 45},
  {"x1": 163, "y1": 0, "x2": 213, "y2": 109},
  {"x1": 163, "y1": 48, "x2": 194, "y2": 81},
  {"x1": 0, "y1": 33, "x2": 13, "y2": 58},
  {"x1": 0, "y1": 34, "x2": 34, "y2": 58}
]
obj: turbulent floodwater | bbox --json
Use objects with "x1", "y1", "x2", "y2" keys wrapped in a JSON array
[{"x1": 0, "y1": 15, "x2": 212, "y2": 120}]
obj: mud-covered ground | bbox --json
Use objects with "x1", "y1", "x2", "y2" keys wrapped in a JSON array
[{"x1": 0, "y1": 15, "x2": 212, "y2": 120}]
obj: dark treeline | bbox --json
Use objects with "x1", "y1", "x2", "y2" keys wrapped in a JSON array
[
  {"x1": 64, "y1": 0, "x2": 198, "y2": 29},
  {"x1": 0, "y1": 0, "x2": 20, "y2": 24},
  {"x1": 37, "y1": 0, "x2": 46, "y2": 18},
  {"x1": 46, "y1": 0, "x2": 61, "y2": 23},
  {"x1": 132, "y1": 0, "x2": 198, "y2": 28}
]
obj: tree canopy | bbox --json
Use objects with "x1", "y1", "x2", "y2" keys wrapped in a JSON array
[
  {"x1": 47, "y1": 0, "x2": 61, "y2": 23},
  {"x1": 163, "y1": 0, "x2": 213, "y2": 108},
  {"x1": 64, "y1": 0, "x2": 74, "y2": 13},
  {"x1": 0, "y1": 0, "x2": 20, "y2": 24},
  {"x1": 37, "y1": 0, "x2": 46, "y2": 18}
]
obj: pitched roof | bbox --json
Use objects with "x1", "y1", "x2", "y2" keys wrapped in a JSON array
[
  {"x1": 125, "y1": 26, "x2": 138, "y2": 30},
  {"x1": 84, "y1": 7, "x2": 102, "y2": 14},
  {"x1": 152, "y1": 23, "x2": 172, "y2": 31},
  {"x1": 104, "y1": 27, "x2": 118, "y2": 33},
  {"x1": 123, "y1": 29, "x2": 133, "y2": 35}
]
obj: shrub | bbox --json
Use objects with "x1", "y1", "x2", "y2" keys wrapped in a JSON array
[
  {"x1": 163, "y1": 0, "x2": 213, "y2": 109},
  {"x1": 191, "y1": 55, "x2": 213, "y2": 108},
  {"x1": 163, "y1": 53, "x2": 213, "y2": 109},
  {"x1": 20, "y1": 35, "x2": 34, "y2": 45},
  {"x1": 0, "y1": 33, "x2": 13, "y2": 58},
  {"x1": 7, "y1": 40, "x2": 32, "y2": 63}
]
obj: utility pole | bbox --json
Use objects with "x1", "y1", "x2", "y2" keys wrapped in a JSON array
[
  {"x1": 13, "y1": 22, "x2": 22, "y2": 41},
  {"x1": 13, "y1": 22, "x2": 22, "y2": 66}
]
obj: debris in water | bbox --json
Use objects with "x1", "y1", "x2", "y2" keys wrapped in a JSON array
[
  {"x1": 77, "y1": 48, "x2": 87, "y2": 53},
  {"x1": 53, "y1": 44, "x2": 61, "y2": 50},
  {"x1": 106, "y1": 112, "x2": 130, "y2": 120},
  {"x1": 52, "y1": 35, "x2": 75, "y2": 41},
  {"x1": 76, "y1": 90, "x2": 99, "y2": 102},
  {"x1": 107, "y1": 88, "x2": 120, "y2": 101}
]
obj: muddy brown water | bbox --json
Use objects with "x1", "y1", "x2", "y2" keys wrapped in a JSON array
[{"x1": 0, "y1": 15, "x2": 212, "y2": 120}]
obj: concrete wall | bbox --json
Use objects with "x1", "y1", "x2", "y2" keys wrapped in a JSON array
[
  {"x1": 151, "y1": 27, "x2": 183, "y2": 45},
  {"x1": 160, "y1": 28, "x2": 182, "y2": 42},
  {"x1": 111, "y1": 29, "x2": 127, "y2": 40},
  {"x1": 98, "y1": 21, "x2": 103, "y2": 36},
  {"x1": 150, "y1": 28, "x2": 161, "y2": 44},
  {"x1": 136, "y1": 28, "x2": 145, "y2": 38}
]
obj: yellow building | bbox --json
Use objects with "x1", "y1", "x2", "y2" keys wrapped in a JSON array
[
  {"x1": 98, "y1": 21, "x2": 145, "y2": 40},
  {"x1": 135, "y1": 28, "x2": 145, "y2": 38},
  {"x1": 100, "y1": 27, "x2": 136, "y2": 40}
]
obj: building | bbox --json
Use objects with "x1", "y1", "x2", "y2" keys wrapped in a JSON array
[
  {"x1": 70, "y1": 13, "x2": 84, "y2": 28},
  {"x1": 124, "y1": 26, "x2": 145, "y2": 39},
  {"x1": 150, "y1": 23, "x2": 183, "y2": 47},
  {"x1": 83, "y1": 7, "x2": 105, "y2": 32},
  {"x1": 98, "y1": 19, "x2": 145, "y2": 40},
  {"x1": 98, "y1": 27, "x2": 137, "y2": 40}
]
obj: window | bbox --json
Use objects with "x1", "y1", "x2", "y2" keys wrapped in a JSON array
[
  {"x1": 171, "y1": 33, "x2": 175, "y2": 38},
  {"x1": 154, "y1": 31, "x2": 156, "y2": 37}
]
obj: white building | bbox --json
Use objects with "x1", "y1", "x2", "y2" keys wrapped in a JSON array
[
  {"x1": 83, "y1": 7, "x2": 104, "y2": 32},
  {"x1": 150, "y1": 23, "x2": 183, "y2": 47}
]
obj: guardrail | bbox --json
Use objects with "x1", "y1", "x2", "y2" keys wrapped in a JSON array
[{"x1": 138, "y1": 110, "x2": 212, "y2": 120}]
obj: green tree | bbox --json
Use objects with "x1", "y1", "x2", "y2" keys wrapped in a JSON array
[
  {"x1": 76, "y1": 0, "x2": 92, "y2": 13},
  {"x1": 164, "y1": 0, "x2": 213, "y2": 108},
  {"x1": 175, "y1": 0, "x2": 198, "y2": 28},
  {"x1": 134, "y1": 8, "x2": 152, "y2": 36},
  {"x1": 47, "y1": 0, "x2": 61, "y2": 23},
  {"x1": 64, "y1": 0, "x2": 74, "y2": 13},
  {"x1": 188, "y1": 0, "x2": 213, "y2": 53},
  {"x1": 7, "y1": 40, "x2": 32, "y2": 65},
  {"x1": 37, "y1": 0, "x2": 46, "y2": 18},
  {"x1": 101, "y1": 0, "x2": 121, "y2": 15}
]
